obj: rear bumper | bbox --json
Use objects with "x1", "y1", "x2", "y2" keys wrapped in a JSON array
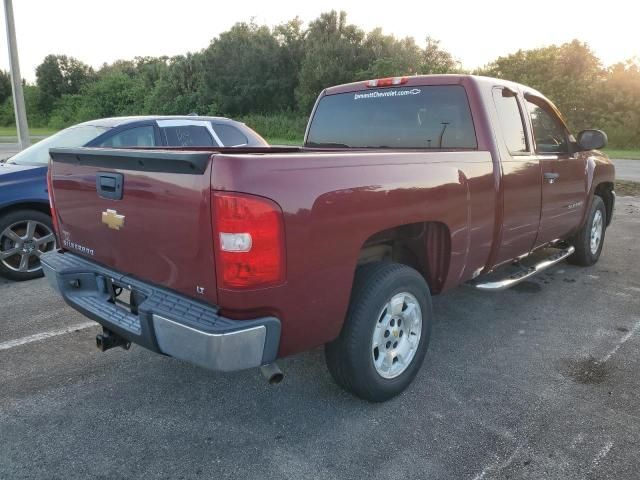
[{"x1": 41, "y1": 250, "x2": 280, "y2": 372}]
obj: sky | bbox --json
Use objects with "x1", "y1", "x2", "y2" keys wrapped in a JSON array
[{"x1": 1, "y1": 0, "x2": 638, "y2": 82}]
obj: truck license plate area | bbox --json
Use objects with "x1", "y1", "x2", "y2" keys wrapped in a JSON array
[{"x1": 105, "y1": 278, "x2": 145, "y2": 315}]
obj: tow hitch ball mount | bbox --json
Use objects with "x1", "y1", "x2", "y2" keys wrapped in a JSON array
[{"x1": 96, "y1": 328, "x2": 131, "y2": 352}]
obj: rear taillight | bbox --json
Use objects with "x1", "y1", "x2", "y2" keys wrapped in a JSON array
[
  {"x1": 365, "y1": 76, "x2": 408, "y2": 88},
  {"x1": 213, "y1": 192, "x2": 285, "y2": 289},
  {"x1": 46, "y1": 165, "x2": 60, "y2": 242}
]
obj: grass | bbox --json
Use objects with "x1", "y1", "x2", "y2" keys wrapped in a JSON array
[
  {"x1": 0, "y1": 126, "x2": 59, "y2": 137},
  {"x1": 603, "y1": 149, "x2": 640, "y2": 160},
  {"x1": 264, "y1": 137, "x2": 303, "y2": 146}
]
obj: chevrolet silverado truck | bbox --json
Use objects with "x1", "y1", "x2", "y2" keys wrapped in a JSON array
[{"x1": 41, "y1": 75, "x2": 614, "y2": 402}]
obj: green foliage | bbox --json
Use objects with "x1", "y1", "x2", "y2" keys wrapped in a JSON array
[
  {"x1": 201, "y1": 22, "x2": 296, "y2": 115},
  {"x1": 0, "y1": 98, "x2": 13, "y2": 127},
  {"x1": 596, "y1": 61, "x2": 640, "y2": 148},
  {"x1": 295, "y1": 11, "x2": 370, "y2": 113},
  {"x1": 145, "y1": 54, "x2": 208, "y2": 115},
  {"x1": 480, "y1": 40, "x2": 603, "y2": 131},
  {"x1": 35, "y1": 54, "x2": 94, "y2": 113},
  {"x1": 74, "y1": 72, "x2": 147, "y2": 121},
  {"x1": 479, "y1": 42, "x2": 640, "y2": 147},
  {"x1": 238, "y1": 113, "x2": 307, "y2": 141},
  {"x1": 0, "y1": 70, "x2": 11, "y2": 104},
  {"x1": 421, "y1": 37, "x2": 458, "y2": 74},
  {"x1": 1, "y1": 11, "x2": 637, "y2": 148},
  {"x1": 358, "y1": 29, "x2": 422, "y2": 78}
]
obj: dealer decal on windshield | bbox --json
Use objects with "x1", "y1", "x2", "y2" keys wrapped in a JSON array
[{"x1": 354, "y1": 88, "x2": 422, "y2": 100}]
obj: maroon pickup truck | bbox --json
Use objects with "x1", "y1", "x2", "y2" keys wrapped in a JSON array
[{"x1": 42, "y1": 75, "x2": 614, "y2": 401}]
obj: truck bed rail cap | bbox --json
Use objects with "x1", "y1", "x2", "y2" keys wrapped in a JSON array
[{"x1": 49, "y1": 147, "x2": 212, "y2": 175}]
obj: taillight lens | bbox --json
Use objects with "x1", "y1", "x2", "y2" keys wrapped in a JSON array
[
  {"x1": 46, "y1": 165, "x2": 60, "y2": 242},
  {"x1": 213, "y1": 192, "x2": 285, "y2": 289}
]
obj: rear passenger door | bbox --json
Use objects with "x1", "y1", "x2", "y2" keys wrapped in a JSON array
[
  {"x1": 524, "y1": 96, "x2": 587, "y2": 247},
  {"x1": 157, "y1": 120, "x2": 222, "y2": 147},
  {"x1": 491, "y1": 87, "x2": 542, "y2": 265}
]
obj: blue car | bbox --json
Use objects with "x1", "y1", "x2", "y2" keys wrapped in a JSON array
[{"x1": 0, "y1": 116, "x2": 267, "y2": 281}]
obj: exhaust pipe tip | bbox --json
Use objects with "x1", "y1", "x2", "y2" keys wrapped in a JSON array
[{"x1": 260, "y1": 363, "x2": 284, "y2": 385}]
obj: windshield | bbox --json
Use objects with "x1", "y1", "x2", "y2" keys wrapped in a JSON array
[
  {"x1": 306, "y1": 85, "x2": 477, "y2": 149},
  {"x1": 7, "y1": 125, "x2": 109, "y2": 166}
]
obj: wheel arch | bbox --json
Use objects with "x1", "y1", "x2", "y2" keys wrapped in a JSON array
[
  {"x1": 594, "y1": 181, "x2": 614, "y2": 226},
  {"x1": 0, "y1": 201, "x2": 51, "y2": 220},
  {"x1": 355, "y1": 221, "x2": 452, "y2": 294}
]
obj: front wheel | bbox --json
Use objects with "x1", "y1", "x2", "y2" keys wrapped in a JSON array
[
  {"x1": 325, "y1": 262, "x2": 432, "y2": 402},
  {"x1": 568, "y1": 195, "x2": 607, "y2": 267}
]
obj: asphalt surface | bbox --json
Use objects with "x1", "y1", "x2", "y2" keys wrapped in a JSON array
[
  {"x1": 613, "y1": 159, "x2": 640, "y2": 182},
  {"x1": 0, "y1": 195, "x2": 638, "y2": 479},
  {"x1": 0, "y1": 144, "x2": 19, "y2": 161}
]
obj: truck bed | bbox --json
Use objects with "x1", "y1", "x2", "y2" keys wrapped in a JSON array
[{"x1": 49, "y1": 146, "x2": 495, "y2": 356}]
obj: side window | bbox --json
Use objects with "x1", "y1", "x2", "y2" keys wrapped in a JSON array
[
  {"x1": 525, "y1": 97, "x2": 569, "y2": 154},
  {"x1": 161, "y1": 125, "x2": 215, "y2": 147},
  {"x1": 97, "y1": 126, "x2": 156, "y2": 147},
  {"x1": 492, "y1": 88, "x2": 528, "y2": 154},
  {"x1": 213, "y1": 124, "x2": 248, "y2": 146}
]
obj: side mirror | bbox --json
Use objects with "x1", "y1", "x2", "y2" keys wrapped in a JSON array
[{"x1": 576, "y1": 129, "x2": 607, "y2": 151}]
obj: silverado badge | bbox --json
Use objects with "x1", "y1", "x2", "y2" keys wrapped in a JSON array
[{"x1": 102, "y1": 209, "x2": 125, "y2": 230}]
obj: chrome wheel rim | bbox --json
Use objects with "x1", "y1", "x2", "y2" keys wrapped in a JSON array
[
  {"x1": 372, "y1": 292, "x2": 422, "y2": 379},
  {"x1": 0, "y1": 220, "x2": 56, "y2": 273},
  {"x1": 590, "y1": 210, "x2": 603, "y2": 255}
]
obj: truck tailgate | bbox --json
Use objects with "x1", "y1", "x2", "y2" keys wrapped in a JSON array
[{"x1": 49, "y1": 148, "x2": 218, "y2": 304}]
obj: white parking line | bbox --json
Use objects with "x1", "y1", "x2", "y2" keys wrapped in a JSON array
[
  {"x1": 0, "y1": 322, "x2": 96, "y2": 351},
  {"x1": 589, "y1": 440, "x2": 613, "y2": 473},
  {"x1": 600, "y1": 318, "x2": 640, "y2": 364},
  {"x1": 472, "y1": 445, "x2": 523, "y2": 480}
]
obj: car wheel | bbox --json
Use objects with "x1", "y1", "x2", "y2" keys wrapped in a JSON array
[
  {"x1": 325, "y1": 262, "x2": 432, "y2": 402},
  {"x1": 568, "y1": 196, "x2": 607, "y2": 267},
  {"x1": 0, "y1": 209, "x2": 57, "y2": 281}
]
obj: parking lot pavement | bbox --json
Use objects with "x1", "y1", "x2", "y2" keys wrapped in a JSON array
[
  {"x1": 613, "y1": 159, "x2": 640, "y2": 182},
  {"x1": 0, "y1": 196, "x2": 639, "y2": 480},
  {"x1": 0, "y1": 144, "x2": 20, "y2": 161}
]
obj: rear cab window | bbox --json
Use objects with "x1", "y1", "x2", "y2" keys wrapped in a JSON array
[{"x1": 306, "y1": 85, "x2": 477, "y2": 149}]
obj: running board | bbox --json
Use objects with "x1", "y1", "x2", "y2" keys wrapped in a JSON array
[{"x1": 470, "y1": 246, "x2": 575, "y2": 292}]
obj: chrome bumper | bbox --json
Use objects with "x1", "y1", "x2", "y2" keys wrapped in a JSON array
[
  {"x1": 41, "y1": 250, "x2": 280, "y2": 372},
  {"x1": 152, "y1": 314, "x2": 267, "y2": 371}
]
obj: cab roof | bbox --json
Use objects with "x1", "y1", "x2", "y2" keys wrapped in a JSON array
[{"x1": 77, "y1": 115, "x2": 243, "y2": 129}]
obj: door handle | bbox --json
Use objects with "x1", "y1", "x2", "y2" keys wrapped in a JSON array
[
  {"x1": 544, "y1": 172, "x2": 560, "y2": 184},
  {"x1": 96, "y1": 172, "x2": 124, "y2": 200}
]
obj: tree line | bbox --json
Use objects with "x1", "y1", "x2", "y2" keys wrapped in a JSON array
[{"x1": 0, "y1": 10, "x2": 638, "y2": 147}]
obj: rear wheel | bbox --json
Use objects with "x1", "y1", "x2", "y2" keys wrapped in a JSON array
[
  {"x1": 0, "y1": 210, "x2": 56, "y2": 281},
  {"x1": 325, "y1": 262, "x2": 432, "y2": 402},
  {"x1": 568, "y1": 196, "x2": 607, "y2": 267}
]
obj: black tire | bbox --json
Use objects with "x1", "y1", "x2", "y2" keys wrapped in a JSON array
[
  {"x1": 0, "y1": 209, "x2": 56, "y2": 281},
  {"x1": 568, "y1": 195, "x2": 607, "y2": 267},
  {"x1": 325, "y1": 262, "x2": 432, "y2": 402}
]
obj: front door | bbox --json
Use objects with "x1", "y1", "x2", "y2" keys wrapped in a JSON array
[{"x1": 524, "y1": 96, "x2": 587, "y2": 247}]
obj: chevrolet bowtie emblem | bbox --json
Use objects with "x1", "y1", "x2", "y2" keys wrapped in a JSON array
[{"x1": 102, "y1": 209, "x2": 125, "y2": 230}]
